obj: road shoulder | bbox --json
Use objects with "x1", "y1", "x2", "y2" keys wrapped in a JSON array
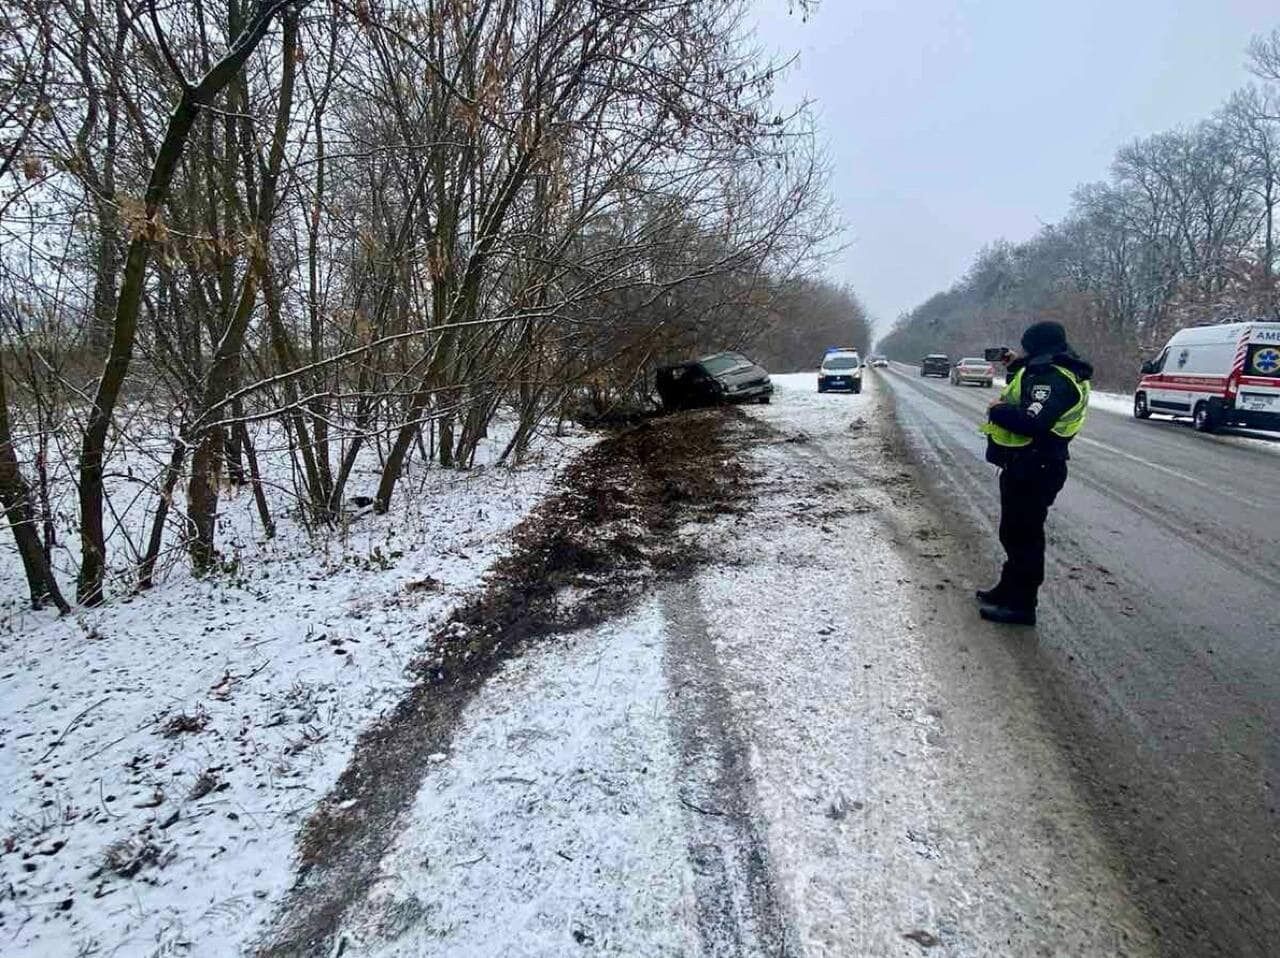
[{"x1": 728, "y1": 374, "x2": 1155, "y2": 954}]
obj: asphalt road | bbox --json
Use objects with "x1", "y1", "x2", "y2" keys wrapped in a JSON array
[{"x1": 880, "y1": 363, "x2": 1280, "y2": 957}]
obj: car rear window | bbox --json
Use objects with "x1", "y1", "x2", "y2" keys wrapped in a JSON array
[
  {"x1": 959, "y1": 358, "x2": 985, "y2": 365},
  {"x1": 824, "y1": 356, "x2": 859, "y2": 369},
  {"x1": 1246, "y1": 344, "x2": 1280, "y2": 378},
  {"x1": 701, "y1": 353, "x2": 749, "y2": 375}
]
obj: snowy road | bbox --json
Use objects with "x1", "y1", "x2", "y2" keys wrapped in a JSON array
[
  {"x1": 880, "y1": 363, "x2": 1280, "y2": 957},
  {"x1": 314, "y1": 374, "x2": 1156, "y2": 957}
]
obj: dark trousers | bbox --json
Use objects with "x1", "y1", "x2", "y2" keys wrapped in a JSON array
[{"x1": 996, "y1": 457, "x2": 1068, "y2": 609}]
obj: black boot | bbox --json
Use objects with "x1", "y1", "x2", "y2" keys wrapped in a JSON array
[
  {"x1": 979, "y1": 603, "x2": 1036, "y2": 626},
  {"x1": 975, "y1": 583, "x2": 1007, "y2": 604}
]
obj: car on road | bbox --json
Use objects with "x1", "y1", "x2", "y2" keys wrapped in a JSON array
[
  {"x1": 949, "y1": 356, "x2": 996, "y2": 387},
  {"x1": 1134, "y1": 321, "x2": 1280, "y2": 432},
  {"x1": 656, "y1": 351, "x2": 774, "y2": 410},
  {"x1": 868, "y1": 354, "x2": 889, "y2": 367},
  {"x1": 920, "y1": 354, "x2": 950, "y2": 378},
  {"x1": 817, "y1": 348, "x2": 863, "y2": 393}
]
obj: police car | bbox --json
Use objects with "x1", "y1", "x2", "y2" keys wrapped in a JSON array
[
  {"x1": 1134, "y1": 321, "x2": 1280, "y2": 433},
  {"x1": 817, "y1": 348, "x2": 863, "y2": 394}
]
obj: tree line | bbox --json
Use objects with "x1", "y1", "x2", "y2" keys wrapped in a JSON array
[
  {"x1": 880, "y1": 28, "x2": 1280, "y2": 388},
  {"x1": 0, "y1": 0, "x2": 841, "y2": 611}
]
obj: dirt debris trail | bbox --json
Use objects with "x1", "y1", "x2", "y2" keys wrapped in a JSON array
[{"x1": 254, "y1": 411, "x2": 761, "y2": 957}]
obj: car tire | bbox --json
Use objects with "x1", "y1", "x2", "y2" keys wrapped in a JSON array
[
  {"x1": 759, "y1": 395, "x2": 771, "y2": 404},
  {"x1": 1193, "y1": 400, "x2": 1218, "y2": 433},
  {"x1": 817, "y1": 383, "x2": 826, "y2": 393},
  {"x1": 1133, "y1": 392, "x2": 1151, "y2": 419},
  {"x1": 852, "y1": 382, "x2": 862, "y2": 394}
]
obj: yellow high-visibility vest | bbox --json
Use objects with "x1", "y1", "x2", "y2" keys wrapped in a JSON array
[{"x1": 980, "y1": 365, "x2": 1090, "y2": 447}]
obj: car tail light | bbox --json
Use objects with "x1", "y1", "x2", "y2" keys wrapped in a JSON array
[{"x1": 1226, "y1": 369, "x2": 1241, "y2": 400}]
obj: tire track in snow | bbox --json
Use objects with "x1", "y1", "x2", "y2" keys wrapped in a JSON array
[{"x1": 661, "y1": 578, "x2": 797, "y2": 957}]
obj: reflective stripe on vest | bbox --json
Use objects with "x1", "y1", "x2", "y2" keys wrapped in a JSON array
[{"x1": 979, "y1": 365, "x2": 1090, "y2": 447}]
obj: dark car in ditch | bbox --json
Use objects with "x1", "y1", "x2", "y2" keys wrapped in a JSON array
[{"x1": 656, "y1": 351, "x2": 774, "y2": 410}]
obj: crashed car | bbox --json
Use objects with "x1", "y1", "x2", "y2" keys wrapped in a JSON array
[{"x1": 656, "y1": 351, "x2": 774, "y2": 410}]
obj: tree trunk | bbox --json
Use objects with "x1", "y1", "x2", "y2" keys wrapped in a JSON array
[
  {"x1": 0, "y1": 358, "x2": 69, "y2": 612},
  {"x1": 76, "y1": 0, "x2": 298, "y2": 604},
  {"x1": 137, "y1": 438, "x2": 187, "y2": 590},
  {"x1": 186, "y1": 4, "x2": 298, "y2": 572},
  {"x1": 187, "y1": 271, "x2": 258, "y2": 572},
  {"x1": 237, "y1": 421, "x2": 275, "y2": 538}
]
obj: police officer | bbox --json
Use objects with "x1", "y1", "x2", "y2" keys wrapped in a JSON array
[{"x1": 977, "y1": 321, "x2": 1092, "y2": 625}]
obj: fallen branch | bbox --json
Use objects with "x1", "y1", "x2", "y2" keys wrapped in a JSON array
[
  {"x1": 679, "y1": 793, "x2": 726, "y2": 817},
  {"x1": 39, "y1": 697, "x2": 110, "y2": 762}
]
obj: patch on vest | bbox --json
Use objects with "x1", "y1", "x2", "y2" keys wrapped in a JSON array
[
  {"x1": 1027, "y1": 401, "x2": 1044, "y2": 416},
  {"x1": 1031, "y1": 385, "x2": 1051, "y2": 402}
]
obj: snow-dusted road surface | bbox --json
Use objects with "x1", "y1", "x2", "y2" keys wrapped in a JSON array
[
  {"x1": 322, "y1": 374, "x2": 1154, "y2": 957},
  {"x1": 882, "y1": 362, "x2": 1280, "y2": 956}
]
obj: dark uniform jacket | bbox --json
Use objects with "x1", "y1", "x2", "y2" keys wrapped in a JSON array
[{"x1": 985, "y1": 350, "x2": 1094, "y2": 466}]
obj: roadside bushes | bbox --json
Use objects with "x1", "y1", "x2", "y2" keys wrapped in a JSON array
[{"x1": 0, "y1": 1, "x2": 836, "y2": 607}]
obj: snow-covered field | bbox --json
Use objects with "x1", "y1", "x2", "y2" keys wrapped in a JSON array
[{"x1": 0, "y1": 420, "x2": 594, "y2": 957}]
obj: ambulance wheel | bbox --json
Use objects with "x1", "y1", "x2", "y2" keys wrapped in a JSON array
[
  {"x1": 1193, "y1": 401, "x2": 1218, "y2": 433},
  {"x1": 1133, "y1": 392, "x2": 1151, "y2": 419}
]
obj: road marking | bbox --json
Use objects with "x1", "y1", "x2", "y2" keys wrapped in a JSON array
[{"x1": 1073, "y1": 436, "x2": 1268, "y2": 511}]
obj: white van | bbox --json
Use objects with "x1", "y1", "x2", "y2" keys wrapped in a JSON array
[
  {"x1": 818, "y1": 348, "x2": 863, "y2": 394},
  {"x1": 1134, "y1": 322, "x2": 1280, "y2": 432}
]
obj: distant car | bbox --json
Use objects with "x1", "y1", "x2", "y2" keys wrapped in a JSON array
[
  {"x1": 920, "y1": 354, "x2": 950, "y2": 377},
  {"x1": 656, "y1": 351, "x2": 773, "y2": 410},
  {"x1": 950, "y1": 357, "x2": 996, "y2": 387},
  {"x1": 868, "y1": 355, "x2": 889, "y2": 367},
  {"x1": 818, "y1": 349, "x2": 863, "y2": 394}
]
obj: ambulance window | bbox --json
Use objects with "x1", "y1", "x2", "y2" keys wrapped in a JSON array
[{"x1": 1151, "y1": 348, "x2": 1169, "y2": 373}]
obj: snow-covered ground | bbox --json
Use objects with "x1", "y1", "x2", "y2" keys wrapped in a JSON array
[
  {"x1": 1089, "y1": 389, "x2": 1138, "y2": 418},
  {"x1": 334, "y1": 603, "x2": 699, "y2": 956},
  {"x1": 315, "y1": 374, "x2": 1155, "y2": 956},
  {"x1": 6, "y1": 375, "x2": 1174, "y2": 955},
  {"x1": 0, "y1": 421, "x2": 594, "y2": 957}
]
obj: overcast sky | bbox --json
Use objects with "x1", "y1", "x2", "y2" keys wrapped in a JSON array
[{"x1": 749, "y1": 0, "x2": 1280, "y2": 333}]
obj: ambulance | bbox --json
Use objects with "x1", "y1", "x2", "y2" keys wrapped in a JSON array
[{"x1": 1133, "y1": 321, "x2": 1280, "y2": 433}]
